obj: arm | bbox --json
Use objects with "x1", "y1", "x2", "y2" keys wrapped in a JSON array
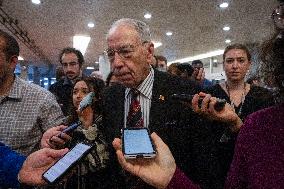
[
  {"x1": 0, "y1": 143, "x2": 26, "y2": 188},
  {"x1": 192, "y1": 92, "x2": 243, "y2": 133}
]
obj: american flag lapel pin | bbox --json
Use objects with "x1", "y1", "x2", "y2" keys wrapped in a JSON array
[{"x1": 159, "y1": 95, "x2": 165, "y2": 101}]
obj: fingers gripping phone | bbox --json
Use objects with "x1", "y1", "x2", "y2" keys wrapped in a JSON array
[
  {"x1": 122, "y1": 128, "x2": 156, "y2": 159},
  {"x1": 42, "y1": 142, "x2": 93, "y2": 184}
]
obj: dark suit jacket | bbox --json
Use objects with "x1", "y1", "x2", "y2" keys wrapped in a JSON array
[{"x1": 103, "y1": 70, "x2": 235, "y2": 189}]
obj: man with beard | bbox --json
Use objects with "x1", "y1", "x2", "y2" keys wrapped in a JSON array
[
  {"x1": 0, "y1": 30, "x2": 63, "y2": 156},
  {"x1": 49, "y1": 47, "x2": 84, "y2": 116}
]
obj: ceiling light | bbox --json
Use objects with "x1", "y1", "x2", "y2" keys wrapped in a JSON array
[
  {"x1": 144, "y1": 13, "x2": 152, "y2": 19},
  {"x1": 168, "y1": 49, "x2": 224, "y2": 64},
  {"x1": 225, "y1": 39, "x2": 231, "y2": 43},
  {"x1": 86, "y1": 67, "x2": 94, "y2": 70},
  {"x1": 88, "y1": 22, "x2": 95, "y2": 28},
  {"x1": 18, "y1": 56, "x2": 24, "y2": 60},
  {"x1": 213, "y1": 59, "x2": 218, "y2": 63},
  {"x1": 31, "y1": 0, "x2": 41, "y2": 5},
  {"x1": 219, "y1": 2, "x2": 229, "y2": 8},
  {"x1": 73, "y1": 35, "x2": 91, "y2": 56},
  {"x1": 95, "y1": 61, "x2": 99, "y2": 64},
  {"x1": 223, "y1": 26, "x2": 230, "y2": 31},
  {"x1": 153, "y1": 41, "x2": 162, "y2": 48},
  {"x1": 166, "y1": 32, "x2": 173, "y2": 36}
]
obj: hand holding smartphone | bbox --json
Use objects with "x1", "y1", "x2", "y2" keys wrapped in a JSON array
[
  {"x1": 42, "y1": 142, "x2": 93, "y2": 184},
  {"x1": 122, "y1": 128, "x2": 156, "y2": 159}
]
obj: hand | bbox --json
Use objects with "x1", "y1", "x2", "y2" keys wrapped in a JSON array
[
  {"x1": 77, "y1": 106, "x2": 94, "y2": 129},
  {"x1": 41, "y1": 125, "x2": 71, "y2": 149},
  {"x1": 191, "y1": 68, "x2": 205, "y2": 84},
  {"x1": 18, "y1": 148, "x2": 68, "y2": 186},
  {"x1": 192, "y1": 92, "x2": 243, "y2": 132},
  {"x1": 112, "y1": 132, "x2": 176, "y2": 189}
]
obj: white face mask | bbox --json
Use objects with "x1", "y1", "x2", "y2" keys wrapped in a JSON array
[{"x1": 157, "y1": 67, "x2": 167, "y2": 72}]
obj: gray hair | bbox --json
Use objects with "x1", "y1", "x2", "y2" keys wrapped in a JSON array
[{"x1": 107, "y1": 18, "x2": 151, "y2": 42}]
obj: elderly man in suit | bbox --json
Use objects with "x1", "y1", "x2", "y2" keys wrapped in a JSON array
[
  {"x1": 102, "y1": 18, "x2": 206, "y2": 188},
  {"x1": 103, "y1": 18, "x2": 241, "y2": 189}
]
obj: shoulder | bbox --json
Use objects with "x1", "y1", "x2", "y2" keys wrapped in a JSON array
[
  {"x1": 249, "y1": 85, "x2": 274, "y2": 98},
  {"x1": 241, "y1": 104, "x2": 283, "y2": 132},
  {"x1": 49, "y1": 79, "x2": 64, "y2": 90},
  {"x1": 17, "y1": 78, "x2": 57, "y2": 101},
  {"x1": 154, "y1": 70, "x2": 202, "y2": 94},
  {"x1": 205, "y1": 84, "x2": 222, "y2": 93}
]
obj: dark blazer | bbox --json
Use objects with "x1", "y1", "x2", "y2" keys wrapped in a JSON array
[{"x1": 103, "y1": 70, "x2": 234, "y2": 189}]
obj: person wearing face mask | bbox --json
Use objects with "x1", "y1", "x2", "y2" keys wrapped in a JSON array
[{"x1": 45, "y1": 77, "x2": 111, "y2": 189}]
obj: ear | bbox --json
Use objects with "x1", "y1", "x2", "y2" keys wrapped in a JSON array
[
  {"x1": 145, "y1": 42, "x2": 154, "y2": 65},
  {"x1": 9, "y1": 56, "x2": 18, "y2": 70}
]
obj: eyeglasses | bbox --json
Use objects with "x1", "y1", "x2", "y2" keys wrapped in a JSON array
[
  {"x1": 105, "y1": 42, "x2": 148, "y2": 61},
  {"x1": 272, "y1": 3, "x2": 284, "y2": 30},
  {"x1": 61, "y1": 61, "x2": 79, "y2": 68}
]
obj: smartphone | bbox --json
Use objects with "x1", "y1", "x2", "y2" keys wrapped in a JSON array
[
  {"x1": 122, "y1": 128, "x2": 156, "y2": 159},
  {"x1": 170, "y1": 93, "x2": 226, "y2": 111},
  {"x1": 78, "y1": 92, "x2": 95, "y2": 112},
  {"x1": 42, "y1": 142, "x2": 93, "y2": 184}
]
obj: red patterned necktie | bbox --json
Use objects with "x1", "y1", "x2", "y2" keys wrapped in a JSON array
[{"x1": 127, "y1": 89, "x2": 144, "y2": 128}]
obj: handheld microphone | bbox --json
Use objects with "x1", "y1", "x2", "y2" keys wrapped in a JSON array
[
  {"x1": 170, "y1": 93, "x2": 227, "y2": 112},
  {"x1": 58, "y1": 122, "x2": 81, "y2": 138}
]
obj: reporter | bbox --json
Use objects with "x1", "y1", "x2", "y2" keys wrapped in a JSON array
[{"x1": 0, "y1": 142, "x2": 68, "y2": 188}]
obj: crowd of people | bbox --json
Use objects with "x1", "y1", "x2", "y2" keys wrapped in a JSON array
[{"x1": 0, "y1": 1, "x2": 283, "y2": 189}]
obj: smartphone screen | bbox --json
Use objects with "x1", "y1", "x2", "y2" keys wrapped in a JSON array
[
  {"x1": 122, "y1": 128, "x2": 156, "y2": 158},
  {"x1": 42, "y1": 143, "x2": 92, "y2": 183}
]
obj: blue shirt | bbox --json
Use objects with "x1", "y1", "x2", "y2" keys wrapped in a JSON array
[{"x1": 0, "y1": 142, "x2": 26, "y2": 188}]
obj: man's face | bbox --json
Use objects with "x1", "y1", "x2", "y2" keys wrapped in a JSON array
[
  {"x1": 106, "y1": 25, "x2": 154, "y2": 88},
  {"x1": 61, "y1": 52, "x2": 81, "y2": 80},
  {"x1": 157, "y1": 60, "x2": 167, "y2": 71},
  {"x1": 223, "y1": 49, "x2": 251, "y2": 82},
  {"x1": 192, "y1": 63, "x2": 203, "y2": 70},
  {"x1": 0, "y1": 38, "x2": 13, "y2": 86}
]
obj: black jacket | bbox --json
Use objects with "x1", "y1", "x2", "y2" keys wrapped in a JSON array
[
  {"x1": 102, "y1": 70, "x2": 236, "y2": 189},
  {"x1": 49, "y1": 77, "x2": 74, "y2": 116}
]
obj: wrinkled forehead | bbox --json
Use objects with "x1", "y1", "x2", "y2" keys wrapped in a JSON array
[{"x1": 107, "y1": 25, "x2": 141, "y2": 48}]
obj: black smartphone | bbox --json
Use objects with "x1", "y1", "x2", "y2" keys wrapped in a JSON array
[
  {"x1": 170, "y1": 93, "x2": 226, "y2": 111},
  {"x1": 122, "y1": 128, "x2": 156, "y2": 159},
  {"x1": 57, "y1": 122, "x2": 81, "y2": 138},
  {"x1": 42, "y1": 142, "x2": 93, "y2": 184}
]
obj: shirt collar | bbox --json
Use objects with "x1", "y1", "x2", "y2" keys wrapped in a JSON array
[
  {"x1": 6, "y1": 76, "x2": 23, "y2": 100},
  {"x1": 125, "y1": 67, "x2": 154, "y2": 99},
  {"x1": 63, "y1": 76, "x2": 73, "y2": 86}
]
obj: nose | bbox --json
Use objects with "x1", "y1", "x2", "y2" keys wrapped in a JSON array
[
  {"x1": 232, "y1": 59, "x2": 239, "y2": 68},
  {"x1": 76, "y1": 92, "x2": 84, "y2": 101}
]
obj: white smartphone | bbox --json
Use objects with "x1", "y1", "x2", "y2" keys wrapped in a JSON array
[
  {"x1": 42, "y1": 142, "x2": 93, "y2": 184},
  {"x1": 122, "y1": 128, "x2": 156, "y2": 159}
]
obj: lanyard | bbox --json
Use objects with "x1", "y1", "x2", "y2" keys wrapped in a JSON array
[{"x1": 225, "y1": 82, "x2": 246, "y2": 116}]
